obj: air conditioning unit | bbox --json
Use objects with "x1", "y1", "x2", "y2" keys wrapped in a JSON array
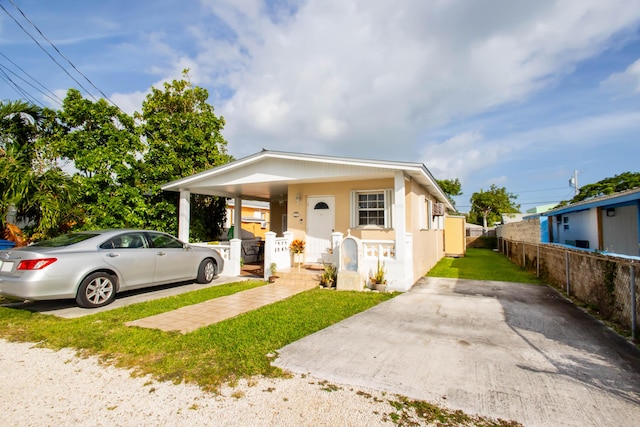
[{"x1": 433, "y1": 202, "x2": 446, "y2": 216}]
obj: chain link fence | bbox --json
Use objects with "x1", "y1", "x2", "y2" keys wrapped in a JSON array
[{"x1": 498, "y1": 238, "x2": 639, "y2": 340}]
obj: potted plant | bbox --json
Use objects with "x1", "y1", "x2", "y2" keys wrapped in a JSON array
[
  {"x1": 268, "y1": 262, "x2": 278, "y2": 283},
  {"x1": 290, "y1": 239, "x2": 306, "y2": 270},
  {"x1": 370, "y1": 259, "x2": 387, "y2": 292},
  {"x1": 320, "y1": 263, "x2": 337, "y2": 289}
]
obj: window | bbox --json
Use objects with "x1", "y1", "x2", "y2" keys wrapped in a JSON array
[
  {"x1": 148, "y1": 232, "x2": 184, "y2": 249},
  {"x1": 100, "y1": 233, "x2": 147, "y2": 249},
  {"x1": 418, "y1": 195, "x2": 433, "y2": 230},
  {"x1": 351, "y1": 190, "x2": 393, "y2": 228}
]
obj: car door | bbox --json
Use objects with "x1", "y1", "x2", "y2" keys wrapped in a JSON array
[
  {"x1": 146, "y1": 232, "x2": 196, "y2": 283},
  {"x1": 99, "y1": 232, "x2": 157, "y2": 290}
]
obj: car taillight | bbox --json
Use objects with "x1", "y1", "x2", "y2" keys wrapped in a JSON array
[{"x1": 17, "y1": 258, "x2": 57, "y2": 270}]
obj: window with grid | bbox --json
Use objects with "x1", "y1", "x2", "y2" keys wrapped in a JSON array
[{"x1": 351, "y1": 190, "x2": 393, "y2": 228}]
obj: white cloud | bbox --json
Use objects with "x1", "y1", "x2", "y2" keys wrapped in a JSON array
[
  {"x1": 178, "y1": 0, "x2": 640, "y2": 160},
  {"x1": 602, "y1": 58, "x2": 640, "y2": 94},
  {"x1": 111, "y1": 90, "x2": 148, "y2": 115},
  {"x1": 419, "y1": 131, "x2": 515, "y2": 185}
]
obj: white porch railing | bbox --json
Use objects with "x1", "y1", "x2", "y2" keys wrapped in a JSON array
[
  {"x1": 191, "y1": 240, "x2": 240, "y2": 277},
  {"x1": 193, "y1": 231, "x2": 415, "y2": 291},
  {"x1": 263, "y1": 231, "x2": 293, "y2": 280},
  {"x1": 331, "y1": 231, "x2": 413, "y2": 292},
  {"x1": 362, "y1": 240, "x2": 396, "y2": 261}
]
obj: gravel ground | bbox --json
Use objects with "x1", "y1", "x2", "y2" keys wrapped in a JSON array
[{"x1": 0, "y1": 339, "x2": 414, "y2": 426}]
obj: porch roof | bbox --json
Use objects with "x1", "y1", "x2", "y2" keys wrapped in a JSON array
[{"x1": 162, "y1": 149, "x2": 454, "y2": 210}]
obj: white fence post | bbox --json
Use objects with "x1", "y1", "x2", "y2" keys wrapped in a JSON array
[
  {"x1": 331, "y1": 231, "x2": 343, "y2": 267},
  {"x1": 264, "y1": 232, "x2": 276, "y2": 281},
  {"x1": 229, "y1": 238, "x2": 242, "y2": 277}
]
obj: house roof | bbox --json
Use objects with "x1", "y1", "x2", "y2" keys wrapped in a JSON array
[
  {"x1": 162, "y1": 149, "x2": 454, "y2": 209},
  {"x1": 544, "y1": 186, "x2": 640, "y2": 216}
]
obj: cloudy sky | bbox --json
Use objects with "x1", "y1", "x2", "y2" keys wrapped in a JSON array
[{"x1": 1, "y1": 0, "x2": 639, "y2": 211}]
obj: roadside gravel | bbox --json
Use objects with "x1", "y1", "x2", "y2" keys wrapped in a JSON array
[{"x1": 0, "y1": 339, "x2": 406, "y2": 426}]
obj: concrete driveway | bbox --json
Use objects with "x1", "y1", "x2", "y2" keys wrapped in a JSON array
[{"x1": 274, "y1": 277, "x2": 640, "y2": 427}]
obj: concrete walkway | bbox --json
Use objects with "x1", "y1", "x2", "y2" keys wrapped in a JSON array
[
  {"x1": 126, "y1": 281, "x2": 317, "y2": 333},
  {"x1": 274, "y1": 277, "x2": 640, "y2": 427}
]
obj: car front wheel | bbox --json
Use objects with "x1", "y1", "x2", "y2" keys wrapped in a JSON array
[
  {"x1": 76, "y1": 272, "x2": 117, "y2": 308},
  {"x1": 197, "y1": 259, "x2": 216, "y2": 284}
]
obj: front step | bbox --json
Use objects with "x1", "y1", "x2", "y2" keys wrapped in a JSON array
[{"x1": 273, "y1": 267, "x2": 322, "y2": 287}]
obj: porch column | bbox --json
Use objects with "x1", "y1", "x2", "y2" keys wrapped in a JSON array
[
  {"x1": 178, "y1": 190, "x2": 190, "y2": 242},
  {"x1": 233, "y1": 196, "x2": 242, "y2": 239},
  {"x1": 393, "y1": 171, "x2": 410, "y2": 290}
]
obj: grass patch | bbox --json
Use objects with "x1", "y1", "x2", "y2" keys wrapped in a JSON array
[
  {"x1": 0, "y1": 281, "x2": 394, "y2": 391},
  {"x1": 386, "y1": 395, "x2": 522, "y2": 426},
  {"x1": 427, "y1": 248, "x2": 541, "y2": 284}
]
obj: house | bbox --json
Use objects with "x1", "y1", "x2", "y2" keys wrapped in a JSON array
[
  {"x1": 224, "y1": 199, "x2": 270, "y2": 240},
  {"x1": 161, "y1": 150, "x2": 454, "y2": 291},
  {"x1": 543, "y1": 187, "x2": 640, "y2": 257}
]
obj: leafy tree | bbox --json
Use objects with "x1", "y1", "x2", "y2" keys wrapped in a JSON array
[
  {"x1": 135, "y1": 71, "x2": 233, "y2": 240},
  {"x1": 436, "y1": 178, "x2": 462, "y2": 209},
  {"x1": 469, "y1": 184, "x2": 520, "y2": 228},
  {"x1": 0, "y1": 100, "x2": 76, "y2": 240},
  {"x1": 558, "y1": 172, "x2": 640, "y2": 206},
  {"x1": 50, "y1": 89, "x2": 146, "y2": 230}
]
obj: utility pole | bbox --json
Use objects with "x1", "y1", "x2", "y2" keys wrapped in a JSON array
[{"x1": 569, "y1": 169, "x2": 579, "y2": 196}]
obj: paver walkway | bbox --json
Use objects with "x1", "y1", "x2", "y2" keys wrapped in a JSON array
[{"x1": 126, "y1": 281, "x2": 316, "y2": 333}]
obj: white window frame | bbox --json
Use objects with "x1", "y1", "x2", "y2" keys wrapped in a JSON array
[
  {"x1": 351, "y1": 189, "x2": 394, "y2": 229},
  {"x1": 419, "y1": 195, "x2": 426, "y2": 229}
]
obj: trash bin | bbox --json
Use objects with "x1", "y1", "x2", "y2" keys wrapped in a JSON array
[{"x1": 0, "y1": 239, "x2": 16, "y2": 250}]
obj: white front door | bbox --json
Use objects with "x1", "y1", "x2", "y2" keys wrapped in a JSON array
[{"x1": 306, "y1": 196, "x2": 335, "y2": 263}]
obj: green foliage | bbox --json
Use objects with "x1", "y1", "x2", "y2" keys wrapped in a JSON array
[
  {"x1": 436, "y1": 178, "x2": 462, "y2": 209},
  {"x1": 0, "y1": 100, "x2": 77, "y2": 239},
  {"x1": 557, "y1": 172, "x2": 640, "y2": 207},
  {"x1": 1, "y1": 71, "x2": 234, "y2": 241},
  {"x1": 135, "y1": 70, "x2": 233, "y2": 240},
  {"x1": 50, "y1": 89, "x2": 146, "y2": 231},
  {"x1": 371, "y1": 259, "x2": 387, "y2": 284},
  {"x1": 468, "y1": 184, "x2": 520, "y2": 227},
  {"x1": 320, "y1": 263, "x2": 337, "y2": 287},
  {"x1": 387, "y1": 395, "x2": 522, "y2": 426}
]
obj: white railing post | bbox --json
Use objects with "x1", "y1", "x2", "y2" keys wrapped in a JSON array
[
  {"x1": 229, "y1": 238, "x2": 242, "y2": 276},
  {"x1": 264, "y1": 231, "x2": 276, "y2": 281},
  {"x1": 332, "y1": 231, "x2": 343, "y2": 266}
]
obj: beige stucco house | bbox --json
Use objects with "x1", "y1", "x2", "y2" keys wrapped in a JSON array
[{"x1": 161, "y1": 150, "x2": 454, "y2": 291}]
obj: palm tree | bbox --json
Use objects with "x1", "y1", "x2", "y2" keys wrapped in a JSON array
[{"x1": 0, "y1": 100, "x2": 76, "y2": 241}]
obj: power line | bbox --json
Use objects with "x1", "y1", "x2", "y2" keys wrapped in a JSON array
[
  {"x1": 0, "y1": 2, "x2": 99, "y2": 101},
  {"x1": 0, "y1": 66, "x2": 42, "y2": 105},
  {"x1": 0, "y1": 50, "x2": 63, "y2": 104},
  {"x1": 512, "y1": 186, "x2": 567, "y2": 194},
  {"x1": 6, "y1": 0, "x2": 121, "y2": 110},
  {"x1": 0, "y1": 59, "x2": 61, "y2": 106}
]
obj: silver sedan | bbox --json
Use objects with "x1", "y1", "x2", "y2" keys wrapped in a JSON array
[{"x1": 0, "y1": 229, "x2": 224, "y2": 308}]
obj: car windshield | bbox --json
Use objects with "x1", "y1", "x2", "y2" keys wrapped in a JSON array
[{"x1": 31, "y1": 233, "x2": 100, "y2": 248}]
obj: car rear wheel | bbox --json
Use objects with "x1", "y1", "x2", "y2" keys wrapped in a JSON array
[
  {"x1": 76, "y1": 272, "x2": 117, "y2": 308},
  {"x1": 197, "y1": 259, "x2": 216, "y2": 284}
]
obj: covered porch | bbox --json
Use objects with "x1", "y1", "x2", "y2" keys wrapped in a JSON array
[{"x1": 160, "y1": 150, "x2": 449, "y2": 291}]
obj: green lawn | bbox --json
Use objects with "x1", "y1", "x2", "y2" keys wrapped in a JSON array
[
  {"x1": 0, "y1": 281, "x2": 393, "y2": 391},
  {"x1": 427, "y1": 248, "x2": 541, "y2": 284},
  {"x1": 0, "y1": 271, "x2": 523, "y2": 425}
]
